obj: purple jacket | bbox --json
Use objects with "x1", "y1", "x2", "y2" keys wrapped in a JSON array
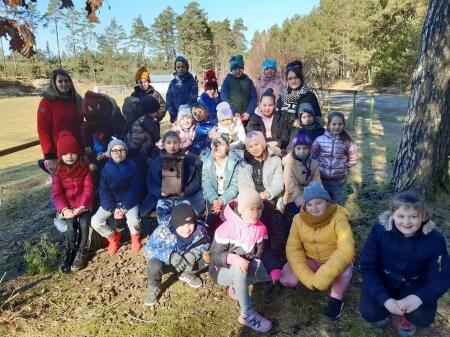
[
  {"x1": 311, "y1": 131, "x2": 357, "y2": 180},
  {"x1": 255, "y1": 74, "x2": 285, "y2": 102}
]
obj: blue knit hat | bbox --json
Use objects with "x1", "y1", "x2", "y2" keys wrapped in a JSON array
[
  {"x1": 229, "y1": 55, "x2": 244, "y2": 71},
  {"x1": 298, "y1": 102, "x2": 315, "y2": 115},
  {"x1": 262, "y1": 58, "x2": 277, "y2": 72},
  {"x1": 292, "y1": 131, "x2": 312, "y2": 147},
  {"x1": 174, "y1": 55, "x2": 189, "y2": 71},
  {"x1": 303, "y1": 182, "x2": 331, "y2": 205}
]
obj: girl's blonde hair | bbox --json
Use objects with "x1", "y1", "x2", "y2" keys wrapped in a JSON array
[
  {"x1": 391, "y1": 191, "x2": 431, "y2": 222},
  {"x1": 327, "y1": 111, "x2": 353, "y2": 143}
]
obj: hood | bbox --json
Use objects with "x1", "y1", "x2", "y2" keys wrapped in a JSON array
[{"x1": 378, "y1": 211, "x2": 435, "y2": 235}]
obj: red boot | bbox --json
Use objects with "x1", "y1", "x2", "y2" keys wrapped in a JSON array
[
  {"x1": 107, "y1": 231, "x2": 121, "y2": 256},
  {"x1": 130, "y1": 233, "x2": 142, "y2": 252}
]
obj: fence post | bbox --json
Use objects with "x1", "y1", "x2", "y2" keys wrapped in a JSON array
[{"x1": 351, "y1": 91, "x2": 357, "y2": 129}]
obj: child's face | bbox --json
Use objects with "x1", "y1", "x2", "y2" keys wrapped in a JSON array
[
  {"x1": 294, "y1": 145, "x2": 310, "y2": 158},
  {"x1": 175, "y1": 223, "x2": 195, "y2": 238},
  {"x1": 180, "y1": 116, "x2": 194, "y2": 129},
  {"x1": 305, "y1": 198, "x2": 328, "y2": 216},
  {"x1": 393, "y1": 205, "x2": 423, "y2": 237},
  {"x1": 55, "y1": 74, "x2": 71, "y2": 93},
  {"x1": 300, "y1": 112, "x2": 314, "y2": 126},
  {"x1": 287, "y1": 70, "x2": 301, "y2": 90},
  {"x1": 138, "y1": 78, "x2": 149, "y2": 91},
  {"x1": 192, "y1": 107, "x2": 207, "y2": 122},
  {"x1": 260, "y1": 96, "x2": 275, "y2": 117},
  {"x1": 164, "y1": 136, "x2": 181, "y2": 154},
  {"x1": 246, "y1": 140, "x2": 265, "y2": 159},
  {"x1": 231, "y1": 68, "x2": 244, "y2": 78},
  {"x1": 219, "y1": 118, "x2": 234, "y2": 129},
  {"x1": 263, "y1": 68, "x2": 276, "y2": 79},
  {"x1": 61, "y1": 153, "x2": 78, "y2": 165},
  {"x1": 111, "y1": 145, "x2": 127, "y2": 163},
  {"x1": 175, "y1": 61, "x2": 187, "y2": 76},
  {"x1": 212, "y1": 141, "x2": 227, "y2": 158},
  {"x1": 240, "y1": 203, "x2": 263, "y2": 224},
  {"x1": 206, "y1": 88, "x2": 217, "y2": 98},
  {"x1": 329, "y1": 116, "x2": 345, "y2": 136}
]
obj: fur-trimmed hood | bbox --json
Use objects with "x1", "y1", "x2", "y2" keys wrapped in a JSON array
[{"x1": 378, "y1": 210, "x2": 436, "y2": 235}]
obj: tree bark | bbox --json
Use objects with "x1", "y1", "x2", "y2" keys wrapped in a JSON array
[{"x1": 391, "y1": 0, "x2": 450, "y2": 197}]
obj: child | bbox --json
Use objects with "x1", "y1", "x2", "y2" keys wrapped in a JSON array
[
  {"x1": 311, "y1": 112, "x2": 357, "y2": 205},
  {"x1": 52, "y1": 131, "x2": 94, "y2": 272},
  {"x1": 197, "y1": 69, "x2": 221, "y2": 124},
  {"x1": 247, "y1": 88, "x2": 290, "y2": 152},
  {"x1": 191, "y1": 103, "x2": 214, "y2": 155},
  {"x1": 280, "y1": 182, "x2": 355, "y2": 320},
  {"x1": 221, "y1": 55, "x2": 257, "y2": 125},
  {"x1": 140, "y1": 131, "x2": 205, "y2": 220},
  {"x1": 288, "y1": 102, "x2": 325, "y2": 149},
  {"x1": 159, "y1": 104, "x2": 196, "y2": 153},
  {"x1": 91, "y1": 139, "x2": 143, "y2": 256},
  {"x1": 359, "y1": 191, "x2": 450, "y2": 337},
  {"x1": 255, "y1": 58, "x2": 285, "y2": 102},
  {"x1": 166, "y1": 56, "x2": 198, "y2": 123},
  {"x1": 209, "y1": 187, "x2": 281, "y2": 333},
  {"x1": 131, "y1": 66, "x2": 167, "y2": 121},
  {"x1": 201, "y1": 133, "x2": 240, "y2": 236},
  {"x1": 143, "y1": 203, "x2": 210, "y2": 306},
  {"x1": 209, "y1": 102, "x2": 246, "y2": 151}
]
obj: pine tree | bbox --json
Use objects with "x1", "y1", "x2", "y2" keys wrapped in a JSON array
[
  {"x1": 131, "y1": 15, "x2": 151, "y2": 66},
  {"x1": 152, "y1": 6, "x2": 177, "y2": 68}
]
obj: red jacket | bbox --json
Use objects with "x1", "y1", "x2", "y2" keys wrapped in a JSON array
[
  {"x1": 37, "y1": 97, "x2": 83, "y2": 159},
  {"x1": 51, "y1": 163, "x2": 94, "y2": 212}
]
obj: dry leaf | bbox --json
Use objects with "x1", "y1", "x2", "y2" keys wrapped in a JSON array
[
  {"x1": 0, "y1": 17, "x2": 36, "y2": 58},
  {"x1": 85, "y1": 0, "x2": 104, "y2": 23}
]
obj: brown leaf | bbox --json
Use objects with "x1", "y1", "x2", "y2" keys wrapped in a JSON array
[
  {"x1": 0, "y1": 17, "x2": 36, "y2": 58},
  {"x1": 60, "y1": 0, "x2": 74, "y2": 9},
  {"x1": 3, "y1": 0, "x2": 23, "y2": 9},
  {"x1": 85, "y1": 0, "x2": 104, "y2": 23}
]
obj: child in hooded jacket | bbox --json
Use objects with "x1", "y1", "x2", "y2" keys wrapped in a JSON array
[
  {"x1": 197, "y1": 69, "x2": 221, "y2": 124},
  {"x1": 287, "y1": 102, "x2": 325, "y2": 151},
  {"x1": 209, "y1": 102, "x2": 246, "y2": 151},
  {"x1": 255, "y1": 58, "x2": 285, "y2": 102},
  {"x1": 191, "y1": 103, "x2": 214, "y2": 155}
]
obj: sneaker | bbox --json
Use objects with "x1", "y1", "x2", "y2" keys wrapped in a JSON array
[
  {"x1": 238, "y1": 309, "x2": 273, "y2": 333},
  {"x1": 394, "y1": 316, "x2": 417, "y2": 337},
  {"x1": 228, "y1": 286, "x2": 237, "y2": 300},
  {"x1": 144, "y1": 286, "x2": 161, "y2": 306},
  {"x1": 53, "y1": 216, "x2": 67, "y2": 233},
  {"x1": 324, "y1": 297, "x2": 343, "y2": 320},
  {"x1": 60, "y1": 249, "x2": 75, "y2": 273},
  {"x1": 178, "y1": 273, "x2": 202, "y2": 288},
  {"x1": 71, "y1": 250, "x2": 88, "y2": 272},
  {"x1": 373, "y1": 316, "x2": 391, "y2": 328}
]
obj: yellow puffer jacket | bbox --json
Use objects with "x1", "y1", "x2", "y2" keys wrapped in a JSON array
[{"x1": 286, "y1": 204, "x2": 355, "y2": 291}]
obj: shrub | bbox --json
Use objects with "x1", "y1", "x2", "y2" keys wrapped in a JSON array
[{"x1": 23, "y1": 234, "x2": 58, "y2": 275}]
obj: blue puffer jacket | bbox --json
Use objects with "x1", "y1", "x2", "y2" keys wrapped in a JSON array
[
  {"x1": 360, "y1": 211, "x2": 450, "y2": 306},
  {"x1": 99, "y1": 158, "x2": 142, "y2": 212},
  {"x1": 143, "y1": 220, "x2": 210, "y2": 264},
  {"x1": 197, "y1": 92, "x2": 220, "y2": 125},
  {"x1": 201, "y1": 151, "x2": 240, "y2": 204},
  {"x1": 166, "y1": 73, "x2": 198, "y2": 123},
  {"x1": 191, "y1": 120, "x2": 214, "y2": 155}
]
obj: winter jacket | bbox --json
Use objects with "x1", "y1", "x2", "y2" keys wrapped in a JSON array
[
  {"x1": 281, "y1": 153, "x2": 321, "y2": 206},
  {"x1": 311, "y1": 131, "x2": 358, "y2": 180},
  {"x1": 360, "y1": 212, "x2": 450, "y2": 306},
  {"x1": 247, "y1": 108, "x2": 290, "y2": 149},
  {"x1": 238, "y1": 150, "x2": 283, "y2": 200},
  {"x1": 255, "y1": 74, "x2": 285, "y2": 102},
  {"x1": 277, "y1": 85, "x2": 321, "y2": 126},
  {"x1": 166, "y1": 73, "x2": 198, "y2": 123},
  {"x1": 288, "y1": 123, "x2": 325, "y2": 150},
  {"x1": 99, "y1": 158, "x2": 142, "y2": 212},
  {"x1": 131, "y1": 85, "x2": 167, "y2": 121},
  {"x1": 52, "y1": 163, "x2": 94, "y2": 212},
  {"x1": 201, "y1": 151, "x2": 240, "y2": 205},
  {"x1": 191, "y1": 120, "x2": 214, "y2": 155},
  {"x1": 286, "y1": 204, "x2": 355, "y2": 291},
  {"x1": 140, "y1": 151, "x2": 203, "y2": 216},
  {"x1": 198, "y1": 92, "x2": 220, "y2": 124},
  {"x1": 125, "y1": 115, "x2": 160, "y2": 158},
  {"x1": 221, "y1": 74, "x2": 257, "y2": 114},
  {"x1": 210, "y1": 118, "x2": 246, "y2": 150},
  {"x1": 143, "y1": 220, "x2": 210, "y2": 265}
]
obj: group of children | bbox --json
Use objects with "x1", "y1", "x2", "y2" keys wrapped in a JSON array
[{"x1": 41, "y1": 56, "x2": 450, "y2": 336}]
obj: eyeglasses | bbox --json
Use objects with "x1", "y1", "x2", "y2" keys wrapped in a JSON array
[
  {"x1": 111, "y1": 149, "x2": 126, "y2": 154},
  {"x1": 57, "y1": 79, "x2": 70, "y2": 84}
]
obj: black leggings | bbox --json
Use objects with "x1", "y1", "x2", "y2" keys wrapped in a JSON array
[{"x1": 66, "y1": 212, "x2": 90, "y2": 251}]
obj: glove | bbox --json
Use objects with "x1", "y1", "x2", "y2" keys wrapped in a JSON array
[
  {"x1": 170, "y1": 252, "x2": 188, "y2": 273},
  {"x1": 182, "y1": 252, "x2": 197, "y2": 272}
]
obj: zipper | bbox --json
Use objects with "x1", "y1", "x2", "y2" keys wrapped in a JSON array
[
  {"x1": 437, "y1": 255, "x2": 442, "y2": 272},
  {"x1": 313, "y1": 228, "x2": 321, "y2": 260},
  {"x1": 329, "y1": 136, "x2": 335, "y2": 177}
]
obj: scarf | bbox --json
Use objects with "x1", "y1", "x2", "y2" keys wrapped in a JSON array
[
  {"x1": 300, "y1": 203, "x2": 337, "y2": 229},
  {"x1": 293, "y1": 153, "x2": 312, "y2": 179},
  {"x1": 301, "y1": 121, "x2": 321, "y2": 131},
  {"x1": 174, "y1": 223, "x2": 202, "y2": 252},
  {"x1": 280, "y1": 83, "x2": 312, "y2": 115}
]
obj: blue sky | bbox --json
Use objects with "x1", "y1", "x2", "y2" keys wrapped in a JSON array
[{"x1": 32, "y1": 0, "x2": 319, "y2": 53}]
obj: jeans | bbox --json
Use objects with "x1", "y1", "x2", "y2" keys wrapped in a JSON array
[{"x1": 322, "y1": 178, "x2": 346, "y2": 205}]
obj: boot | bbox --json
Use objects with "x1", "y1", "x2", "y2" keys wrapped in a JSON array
[
  {"x1": 130, "y1": 233, "x2": 142, "y2": 252},
  {"x1": 71, "y1": 249, "x2": 88, "y2": 271},
  {"x1": 60, "y1": 249, "x2": 75, "y2": 273},
  {"x1": 107, "y1": 231, "x2": 121, "y2": 256}
]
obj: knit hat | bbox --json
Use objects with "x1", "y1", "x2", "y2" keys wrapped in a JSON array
[
  {"x1": 174, "y1": 56, "x2": 189, "y2": 71},
  {"x1": 211, "y1": 132, "x2": 230, "y2": 148},
  {"x1": 262, "y1": 58, "x2": 277, "y2": 72},
  {"x1": 216, "y1": 102, "x2": 233, "y2": 121},
  {"x1": 292, "y1": 131, "x2": 312, "y2": 147},
  {"x1": 141, "y1": 94, "x2": 160, "y2": 115},
  {"x1": 178, "y1": 104, "x2": 192, "y2": 119},
  {"x1": 244, "y1": 131, "x2": 266, "y2": 149},
  {"x1": 170, "y1": 202, "x2": 197, "y2": 229},
  {"x1": 229, "y1": 55, "x2": 244, "y2": 71},
  {"x1": 204, "y1": 69, "x2": 218, "y2": 91},
  {"x1": 303, "y1": 182, "x2": 331, "y2": 205},
  {"x1": 298, "y1": 102, "x2": 315, "y2": 116},
  {"x1": 106, "y1": 138, "x2": 128, "y2": 157},
  {"x1": 285, "y1": 60, "x2": 304, "y2": 82},
  {"x1": 57, "y1": 131, "x2": 81, "y2": 158},
  {"x1": 237, "y1": 187, "x2": 263, "y2": 213},
  {"x1": 135, "y1": 67, "x2": 150, "y2": 82}
]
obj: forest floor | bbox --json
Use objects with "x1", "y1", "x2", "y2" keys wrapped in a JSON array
[{"x1": 0, "y1": 94, "x2": 449, "y2": 337}]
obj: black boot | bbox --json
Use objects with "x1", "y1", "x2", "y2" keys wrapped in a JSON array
[
  {"x1": 60, "y1": 249, "x2": 75, "y2": 273},
  {"x1": 71, "y1": 249, "x2": 88, "y2": 272}
]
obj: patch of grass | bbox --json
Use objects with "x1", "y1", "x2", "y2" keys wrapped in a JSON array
[{"x1": 23, "y1": 234, "x2": 58, "y2": 275}]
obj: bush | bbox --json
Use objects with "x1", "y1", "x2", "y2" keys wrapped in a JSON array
[{"x1": 23, "y1": 234, "x2": 58, "y2": 275}]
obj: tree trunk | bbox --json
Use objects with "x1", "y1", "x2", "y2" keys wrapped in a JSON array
[
  {"x1": 55, "y1": 19, "x2": 62, "y2": 68},
  {"x1": 0, "y1": 38, "x2": 7, "y2": 77},
  {"x1": 391, "y1": 0, "x2": 450, "y2": 197},
  {"x1": 11, "y1": 51, "x2": 18, "y2": 76}
]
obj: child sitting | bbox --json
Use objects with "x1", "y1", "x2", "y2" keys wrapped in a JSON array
[
  {"x1": 197, "y1": 69, "x2": 221, "y2": 124},
  {"x1": 52, "y1": 131, "x2": 94, "y2": 272},
  {"x1": 91, "y1": 139, "x2": 143, "y2": 256},
  {"x1": 191, "y1": 103, "x2": 214, "y2": 155},
  {"x1": 280, "y1": 182, "x2": 355, "y2": 321},
  {"x1": 209, "y1": 187, "x2": 281, "y2": 333},
  {"x1": 359, "y1": 191, "x2": 450, "y2": 337},
  {"x1": 143, "y1": 203, "x2": 210, "y2": 306},
  {"x1": 288, "y1": 102, "x2": 325, "y2": 150},
  {"x1": 209, "y1": 102, "x2": 246, "y2": 151}
]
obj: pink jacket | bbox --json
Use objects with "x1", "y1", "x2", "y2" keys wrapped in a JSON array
[
  {"x1": 311, "y1": 131, "x2": 358, "y2": 180},
  {"x1": 255, "y1": 74, "x2": 285, "y2": 102}
]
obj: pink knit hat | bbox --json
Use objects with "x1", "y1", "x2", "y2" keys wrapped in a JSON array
[
  {"x1": 237, "y1": 187, "x2": 262, "y2": 213},
  {"x1": 244, "y1": 131, "x2": 266, "y2": 149}
]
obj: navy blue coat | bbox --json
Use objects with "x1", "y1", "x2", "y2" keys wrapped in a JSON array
[
  {"x1": 360, "y1": 212, "x2": 450, "y2": 306},
  {"x1": 99, "y1": 158, "x2": 142, "y2": 212},
  {"x1": 197, "y1": 92, "x2": 220, "y2": 125},
  {"x1": 191, "y1": 120, "x2": 214, "y2": 155},
  {"x1": 166, "y1": 73, "x2": 198, "y2": 123}
]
